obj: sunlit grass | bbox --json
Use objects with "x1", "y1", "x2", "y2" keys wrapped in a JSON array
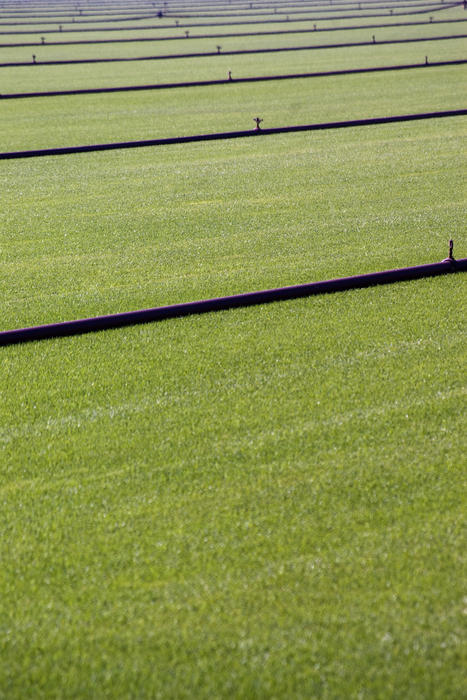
[
  {"x1": 1, "y1": 64, "x2": 465, "y2": 151},
  {"x1": 1, "y1": 4, "x2": 466, "y2": 698},
  {"x1": 1, "y1": 19, "x2": 465, "y2": 62},
  {"x1": 1, "y1": 118, "x2": 465, "y2": 331},
  {"x1": 1, "y1": 272, "x2": 465, "y2": 698},
  {"x1": 0, "y1": 7, "x2": 465, "y2": 92}
]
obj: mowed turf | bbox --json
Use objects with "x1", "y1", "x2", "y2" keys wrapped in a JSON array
[
  {"x1": 1, "y1": 64, "x2": 466, "y2": 150},
  {"x1": 1, "y1": 118, "x2": 466, "y2": 698},
  {"x1": 0, "y1": 18, "x2": 465, "y2": 62},
  {"x1": 1, "y1": 2, "x2": 466, "y2": 698},
  {"x1": 0, "y1": 119, "x2": 465, "y2": 329},
  {"x1": 0, "y1": 11, "x2": 465, "y2": 93},
  {"x1": 1, "y1": 272, "x2": 466, "y2": 698}
]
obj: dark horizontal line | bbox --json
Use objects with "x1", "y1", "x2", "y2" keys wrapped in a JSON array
[
  {"x1": 1, "y1": 256, "x2": 465, "y2": 346},
  {"x1": 0, "y1": 8, "x2": 170, "y2": 19},
  {"x1": 0, "y1": 1, "x2": 453, "y2": 19},
  {"x1": 2, "y1": 59, "x2": 465, "y2": 99},
  {"x1": 1, "y1": 16, "x2": 466, "y2": 47},
  {"x1": 0, "y1": 12, "x2": 161, "y2": 26},
  {"x1": 0, "y1": 5, "x2": 451, "y2": 26},
  {"x1": 1, "y1": 33, "x2": 465, "y2": 67},
  {"x1": 167, "y1": 2, "x2": 459, "y2": 19},
  {"x1": 1, "y1": 110, "x2": 466, "y2": 160},
  {"x1": 0, "y1": 2, "x2": 460, "y2": 28},
  {"x1": 0, "y1": 3, "x2": 457, "y2": 34}
]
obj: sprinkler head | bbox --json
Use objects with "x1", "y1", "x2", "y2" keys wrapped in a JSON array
[{"x1": 442, "y1": 239, "x2": 455, "y2": 263}]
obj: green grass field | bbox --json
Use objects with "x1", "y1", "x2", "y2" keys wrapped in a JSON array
[
  {"x1": 1, "y1": 1, "x2": 466, "y2": 697},
  {"x1": 1, "y1": 20, "x2": 465, "y2": 62},
  {"x1": 1, "y1": 64, "x2": 466, "y2": 150}
]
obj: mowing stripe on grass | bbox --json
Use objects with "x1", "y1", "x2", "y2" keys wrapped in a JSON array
[
  {"x1": 2, "y1": 33, "x2": 465, "y2": 67},
  {"x1": 1, "y1": 59, "x2": 465, "y2": 99},
  {"x1": 1, "y1": 109, "x2": 465, "y2": 159},
  {"x1": 1, "y1": 257, "x2": 465, "y2": 346}
]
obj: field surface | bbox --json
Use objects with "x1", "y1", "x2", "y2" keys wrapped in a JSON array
[{"x1": 0, "y1": 1, "x2": 466, "y2": 698}]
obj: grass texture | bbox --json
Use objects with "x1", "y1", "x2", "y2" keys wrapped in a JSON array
[
  {"x1": 1, "y1": 64, "x2": 466, "y2": 151},
  {"x1": 0, "y1": 119, "x2": 465, "y2": 329},
  {"x1": 0, "y1": 9, "x2": 465, "y2": 93},
  {"x1": 1, "y1": 118, "x2": 466, "y2": 698},
  {"x1": 1, "y1": 2, "x2": 466, "y2": 698},
  {"x1": 1, "y1": 20, "x2": 465, "y2": 62},
  {"x1": 1, "y1": 275, "x2": 466, "y2": 699}
]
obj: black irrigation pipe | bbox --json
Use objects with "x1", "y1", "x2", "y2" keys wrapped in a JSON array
[
  {"x1": 0, "y1": 9, "x2": 174, "y2": 18},
  {"x1": 166, "y1": 1, "x2": 461, "y2": 16},
  {"x1": 1, "y1": 4, "x2": 450, "y2": 17},
  {"x1": 0, "y1": 0, "x2": 453, "y2": 7},
  {"x1": 0, "y1": 12, "x2": 162, "y2": 26},
  {"x1": 1, "y1": 109, "x2": 466, "y2": 160},
  {"x1": 2, "y1": 17, "x2": 467, "y2": 47},
  {"x1": 0, "y1": 12, "x2": 161, "y2": 20},
  {"x1": 1, "y1": 254, "x2": 465, "y2": 346},
  {"x1": 0, "y1": 3, "x2": 459, "y2": 27},
  {"x1": 0, "y1": 5, "x2": 457, "y2": 33},
  {"x1": 0, "y1": 0, "x2": 448, "y2": 10},
  {"x1": 168, "y1": 3, "x2": 458, "y2": 19},
  {"x1": 168, "y1": 2, "x2": 461, "y2": 18},
  {"x1": 0, "y1": 3, "x2": 452, "y2": 23},
  {"x1": 2, "y1": 33, "x2": 465, "y2": 67},
  {"x1": 2, "y1": 59, "x2": 465, "y2": 100}
]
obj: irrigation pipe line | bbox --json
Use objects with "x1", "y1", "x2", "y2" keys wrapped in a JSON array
[
  {"x1": 0, "y1": 2, "x2": 459, "y2": 33},
  {"x1": 160, "y1": 2, "x2": 461, "y2": 18},
  {"x1": 1, "y1": 109, "x2": 466, "y2": 160},
  {"x1": 165, "y1": 3, "x2": 462, "y2": 19},
  {"x1": 1, "y1": 59, "x2": 465, "y2": 100},
  {"x1": 0, "y1": 10, "x2": 460, "y2": 34},
  {"x1": 2, "y1": 17, "x2": 467, "y2": 47},
  {"x1": 0, "y1": 6, "x2": 453, "y2": 24},
  {"x1": 168, "y1": 7, "x2": 458, "y2": 21},
  {"x1": 0, "y1": 6, "x2": 455, "y2": 28},
  {"x1": 2, "y1": 33, "x2": 465, "y2": 68},
  {"x1": 0, "y1": 0, "x2": 450, "y2": 15},
  {"x1": 1, "y1": 253, "x2": 465, "y2": 347},
  {"x1": 0, "y1": 13, "x2": 161, "y2": 27}
]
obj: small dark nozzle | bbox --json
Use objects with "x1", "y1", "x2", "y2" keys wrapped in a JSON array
[{"x1": 254, "y1": 117, "x2": 263, "y2": 130}]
